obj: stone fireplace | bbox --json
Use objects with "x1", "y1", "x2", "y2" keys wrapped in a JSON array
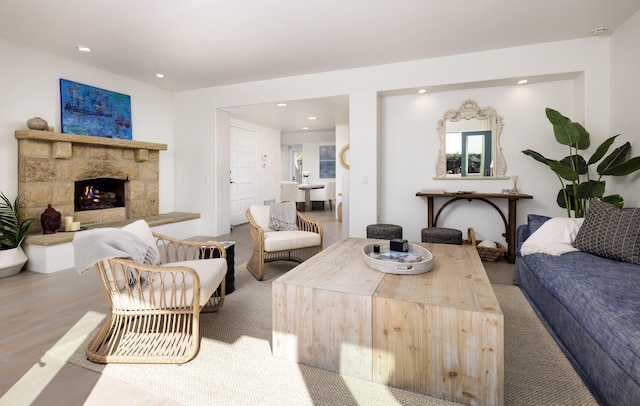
[{"x1": 16, "y1": 130, "x2": 167, "y2": 232}]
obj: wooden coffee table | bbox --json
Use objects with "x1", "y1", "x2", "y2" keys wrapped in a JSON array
[{"x1": 272, "y1": 238, "x2": 503, "y2": 405}]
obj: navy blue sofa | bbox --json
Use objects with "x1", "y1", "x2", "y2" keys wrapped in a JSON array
[{"x1": 513, "y1": 215, "x2": 640, "y2": 406}]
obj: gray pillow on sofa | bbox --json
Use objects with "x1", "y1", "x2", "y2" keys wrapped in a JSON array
[{"x1": 573, "y1": 198, "x2": 640, "y2": 264}]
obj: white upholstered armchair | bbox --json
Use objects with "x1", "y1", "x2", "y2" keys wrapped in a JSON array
[{"x1": 245, "y1": 204, "x2": 322, "y2": 280}]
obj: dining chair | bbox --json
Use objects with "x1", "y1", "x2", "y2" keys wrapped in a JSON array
[
  {"x1": 310, "y1": 181, "x2": 335, "y2": 210},
  {"x1": 280, "y1": 181, "x2": 305, "y2": 209}
]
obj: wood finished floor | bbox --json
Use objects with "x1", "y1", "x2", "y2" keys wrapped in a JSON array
[{"x1": 0, "y1": 208, "x2": 514, "y2": 404}]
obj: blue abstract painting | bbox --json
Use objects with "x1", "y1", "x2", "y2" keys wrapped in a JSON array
[
  {"x1": 60, "y1": 79, "x2": 132, "y2": 139},
  {"x1": 319, "y1": 145, "x2": 336, "y2": 178}
]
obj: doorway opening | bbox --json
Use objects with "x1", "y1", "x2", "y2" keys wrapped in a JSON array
[{"x1": 291, "y1": 148, "x2": 302, "y2": 182}]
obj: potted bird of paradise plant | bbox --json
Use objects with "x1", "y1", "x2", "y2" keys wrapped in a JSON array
[
  {"x1": 523, "y1": 108, "x2": 640, "y2": 217},
  {"x1": 0, "y1": 191, "x2": 38, "y2": 277}
]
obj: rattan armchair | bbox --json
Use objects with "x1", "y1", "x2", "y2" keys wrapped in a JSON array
[
  {"x1": 83, "y1": 227, "x2": 227, "y2": 364},
  {"x1": 245, "y1": 205, "x2": 323, "y2": 280}
]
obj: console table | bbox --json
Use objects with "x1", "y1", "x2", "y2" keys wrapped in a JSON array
[{"x1": 416, "y1": 191, "x2": 533, "y2": 263}]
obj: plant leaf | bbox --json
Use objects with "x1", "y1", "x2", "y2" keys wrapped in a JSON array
[
  {"x1": 560, "y1": 154, "x2": 588, "y2": 175},
  {"x1": 574, "y1": 122, "x2": 590, "y2": 150},
  {"x1": 597, "y1": 142, "x2": 631, "y2": 174},
  {"x1": 549, "y1": 160, "x2": 579, "y2": 181},
  {"x1": 601, "y1": 195, "x2": 624, "y2": 208},
  {"x1": 575, "y1": 180, "x2": 605, "y2": 199},
  {"x1": 600, "y1": 156, "x2": 640, "y2": 176},
  {"x1": 587, "y1": 135, "x2": 618, "y2": 165},
  {"x1": 521, "y1": 149, "x2": 550, "y2": 165},
  {"x1": 556, "y1": 187, "x2": 572, "y2": 209},
  {"x1": 546, "y1": 108, "x2": 581, "y2": 147}
]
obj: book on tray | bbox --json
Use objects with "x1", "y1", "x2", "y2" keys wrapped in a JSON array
[{"x1": 375, "y1": 250, "x2": 423, "y2": 263}]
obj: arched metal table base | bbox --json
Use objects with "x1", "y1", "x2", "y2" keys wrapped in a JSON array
[{"x1": 416, "y1": 191, "x2": 533, "y2": 263}]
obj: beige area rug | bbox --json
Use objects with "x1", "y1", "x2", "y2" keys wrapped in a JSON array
[{"x1": 45, "y1": 262, "x2": 597, "y2": 406}]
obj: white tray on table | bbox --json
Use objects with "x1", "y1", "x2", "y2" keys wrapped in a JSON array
[{"x1": 362, "y1": 242, "x2": 433, "y2": 275}]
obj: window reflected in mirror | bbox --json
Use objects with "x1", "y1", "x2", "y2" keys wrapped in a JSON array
[{"x1": 436, "y1": 100, "x2": 506, "y2": 179}]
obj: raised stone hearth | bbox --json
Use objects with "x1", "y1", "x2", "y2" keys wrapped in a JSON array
[
  {"x1": 15, "y1": 130, "x2": 167, "y2": 233},
  {"x1": 15, "y1": 130, "x2": 204, "y2": 274}
]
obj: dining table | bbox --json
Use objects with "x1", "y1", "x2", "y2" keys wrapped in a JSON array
[{"x1": 298, "y1": 183, "x2": 325, "y2": 211}]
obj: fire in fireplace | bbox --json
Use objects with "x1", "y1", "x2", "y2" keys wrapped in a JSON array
[{"x1": 75, "y1": 178, "x2": 125, "y2": 211}]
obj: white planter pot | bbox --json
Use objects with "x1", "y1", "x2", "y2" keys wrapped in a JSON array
[{"x1": 0, "y1": 246, "x2": 29, "y2": 278}]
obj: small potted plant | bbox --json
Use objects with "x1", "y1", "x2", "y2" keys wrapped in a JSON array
[{"x1": 0, "y1": 191, "x2": 38, "y2": 277}]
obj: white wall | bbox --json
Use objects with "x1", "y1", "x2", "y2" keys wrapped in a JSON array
[
  {"x1": 175, "y1": 36, "x2": 619, "y2": 237},
  {"x1": 4, "y1": 11, "x2": 639, "y2": 243},
  {"x1": 380, "y1": 80, "x2": 576, "y2": 244},
  {"x1": 610, "y1": 10, "x2": 640, "y2": 207},
  {"x1": 0, "y1": 39, "x2": 176, "y2": 213}
]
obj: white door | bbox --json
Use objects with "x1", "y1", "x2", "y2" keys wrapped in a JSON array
[{"x1": 230, "y1": 126, "x2": 256, "y2": 226}]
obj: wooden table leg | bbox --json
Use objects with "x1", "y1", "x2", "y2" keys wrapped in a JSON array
[
  {"x1": 427, "y1": 197, "x2": 435, "y2": 227},
  {"x1": 505, "y1": 199, "x2": 518, "y2": 263},
  {"x1": 305, "y1": 189, "x2": 312, "y2": 211}
]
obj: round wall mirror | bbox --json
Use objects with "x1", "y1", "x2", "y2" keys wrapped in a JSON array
[
  {"x1": 434, "y1": 100, "x2": 506, "y2": 178},
  {"x1": 339, "y1": 144, "x2": 350, "y2": 169}
]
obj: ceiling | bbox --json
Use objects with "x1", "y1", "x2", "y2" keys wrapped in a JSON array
[{"x1": 2, "y1": 0, "x2": 638, "y2": 132}]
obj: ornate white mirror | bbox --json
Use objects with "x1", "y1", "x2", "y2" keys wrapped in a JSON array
[
  {"x1": 435, "y1": 100, "x2": 506, "y2": 178},
  {"x1": 339, "y1": 144, "x2": 350, "y2": 169}
]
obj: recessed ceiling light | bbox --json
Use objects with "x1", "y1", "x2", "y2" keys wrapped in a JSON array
[
  {"x1": 308, "y1": 116, "x2": 317, "y2": 120},
  {"x1": 76, "y1": 45, "x2": 92, "y2": 52},
  {"x1": 302, "y1": 127, "x2": 309, "y2": 130},
  {"x1": 417, "y1": 89, "x2": 427, "y2": 94},
  {"x1": 276, "y1": 103, "x2": 287, "y2": 107},
  {"x1": 517, "y1": 79, "x2": 528, "y2": 85},
  {"x1": 155, "y1": 73, "x2": 165, "y2": 78}
]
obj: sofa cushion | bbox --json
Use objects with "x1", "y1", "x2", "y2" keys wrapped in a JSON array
[
  {"x1": 122, "y1": 219, "x2": 160, "y2": 265},
  {"x1": 249, "y1": 205, "x2": 275, "y2": 232},
  {"x1": 527, "y1": 214, "x2": 552, "y2": 235},
  {"x1": 114, "y1": 258, "x2": 227, "y2": 309},
  {"x1": 521, "y1": 251, "x2": 640, "y2": 384},
  {"x1": 263, "y1": 230, "x2": 321, "y2": 252},
  {"x1": 521, "y1": 217, "x2": 583, "y2": 256},
  {"x1": 573, "y1": 199, "x2": 640, "y2": 264}
]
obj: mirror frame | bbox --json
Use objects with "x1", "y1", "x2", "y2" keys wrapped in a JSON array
[
  {"x1": 435, "y1": 100, "x2": 506, "y2": 178},
  {"x1": 339, "y1": 144, "x2": 350, "y2": 169}
]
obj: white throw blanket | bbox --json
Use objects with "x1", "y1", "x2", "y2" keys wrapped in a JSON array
[
  {"x1": 73, "y1": 228, "x2": 159, "y2": 274},
  {"x1": 268, "y1": 201, "x2": 299, "y2": 231},
  {"x1": 521, "y1": 217, "x2": 584, "y2": 256}
]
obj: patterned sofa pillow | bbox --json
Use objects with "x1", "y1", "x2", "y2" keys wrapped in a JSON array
[{"x1": 573, "y1": 199, "x2": 640, "y2": 264}]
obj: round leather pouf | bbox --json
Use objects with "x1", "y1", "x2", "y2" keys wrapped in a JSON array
[
  {"x1": 366, "y1": 224, "x2": 402, "y2": 240},
  {"x1": 421, "y1": 227, "x2": 462, "y2": 245}
]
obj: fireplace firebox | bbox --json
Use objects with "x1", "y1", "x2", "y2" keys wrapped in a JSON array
[{"x1": 75, "y1": 178, "x2": 125, "y2": 211}]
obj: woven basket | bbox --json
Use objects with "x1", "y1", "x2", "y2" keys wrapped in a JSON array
[{"x1": 464, "y1": 227, "x2": 506, "y2": 262}]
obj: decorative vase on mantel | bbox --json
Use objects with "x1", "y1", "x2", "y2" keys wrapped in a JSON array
[
  {"x1": 40, "y1": 204, "x2": 61, "y2": 234},
  {"x1": 27, "y1": 116, "x2": 49, "y2": 130}
]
